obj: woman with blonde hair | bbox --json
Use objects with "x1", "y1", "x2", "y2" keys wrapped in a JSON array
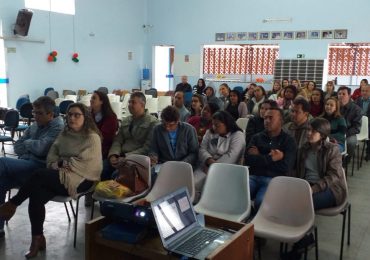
[{"x1": 320, "y1": 97, "x2": 347, "y2": 152}]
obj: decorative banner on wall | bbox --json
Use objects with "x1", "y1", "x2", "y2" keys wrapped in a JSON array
[{"x1": 203, "y1": 45, "x2": 278, "y2": 75}]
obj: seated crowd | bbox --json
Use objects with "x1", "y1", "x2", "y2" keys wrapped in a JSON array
[{"x1": 0, "y1": 77, "x2": 369, "y2": 258}]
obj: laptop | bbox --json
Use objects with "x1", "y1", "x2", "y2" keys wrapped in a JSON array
[{"x1": 151, "y1": 187, "x2": 232, "y2": 259}]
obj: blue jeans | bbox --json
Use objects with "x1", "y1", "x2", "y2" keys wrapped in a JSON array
[
  {"x1": 249, "y1": 175, "x2": 273, "y2": 211},
  {"x1": 313, "y1": 187, "x2": 336, "y2": 210},
  {"x1": 0, "y1": 157, "x2": 44, "y2": 229}
]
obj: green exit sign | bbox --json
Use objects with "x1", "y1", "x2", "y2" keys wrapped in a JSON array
[{"x1": 297, "y1": 54, "x2": 305, "y2": 58}]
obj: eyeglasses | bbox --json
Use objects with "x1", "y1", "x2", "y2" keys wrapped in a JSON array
[{"x1": 67, "y1": 112, "x2": 83, "y2": 118}]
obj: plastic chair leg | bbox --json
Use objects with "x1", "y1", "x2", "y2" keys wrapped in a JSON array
[
  {"x1": 340, "y1": 208, "x2": 347, "y2": 260},
  {"x1": 63, "y1": 202, "x2": 71, "y2": 222},
  {"x1": 348, "y1": 203, "x2": 351, "y2": 246},
  {"x1": 314, "y1": 226, "x2": 318, "y2": 260},
  {"x1": 73, "y1": 197, "x2": 80, "y2": 248},
  {"x1": 90, "y1": 199, "x2": 95, "y2": 220}
]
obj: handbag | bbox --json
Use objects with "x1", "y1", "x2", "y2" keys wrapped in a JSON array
[{"x1": 115, "y1": 158, "x2": 148, "y2": 195}]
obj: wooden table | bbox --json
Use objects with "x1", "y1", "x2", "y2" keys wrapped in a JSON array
[{"x1": 85, "y1": 216, "x2": 254, "y2": 260}]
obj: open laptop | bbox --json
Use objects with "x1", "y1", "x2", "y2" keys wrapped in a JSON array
[{"x1": 151, "y1": 187, "x2": 232, "y2": 259}]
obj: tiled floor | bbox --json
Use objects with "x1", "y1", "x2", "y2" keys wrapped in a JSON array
[{"x1": 0, "y1": 143, "x2": 369, "y2": 259}]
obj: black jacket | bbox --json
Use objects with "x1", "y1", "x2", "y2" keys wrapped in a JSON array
[
  {"x1": 340, "y1": 102, "x2": 362, "y2": 137},
  {"x1": 244, "y1": 130, "x2": 297, "y2": 177}
]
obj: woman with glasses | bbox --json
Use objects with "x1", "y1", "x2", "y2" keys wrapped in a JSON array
[{"x1": 0, "y1": 103, "x2": 102, "y2": 258}]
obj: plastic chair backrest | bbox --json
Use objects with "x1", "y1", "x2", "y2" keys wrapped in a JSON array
[
  {"x1": 122, "y1": 93, "x2": 131, "y2": 108},
  {"x1": 80, "y1": 94, "x2": 92, "y2": 102},
  {"x1": 54, "y1": 98, "x2": 65, "y2": 106},
  {"x1": 145, "y1": 161, "x2": 195, "y2": 202},
  {"x1": 158, "y1": 96, "x2": 172, "y2": 111},
  {"x1": 16, "y1": 96, "x2": 30, "y2": 110},
  {"x1": 97, "y1": 87, "x2": 109, "y2": 94},
  {"x1": 63, "y1": 90, "x2": 76, "y2": 97},
  {"x1": 184, "y1": 91, "x2": 193, "y2": 104},
  {"x1": 110, "y1": 102, "x2": 122, "y2": 119},
  {"x1": 65, "y1": 95, "x2": 77, "y2": 102},
  {"x1": 233, "y1": 86, "x2": 244, "y2": 94},
  {"x1": 357, "y1": 116, "x2": 369, "y2": 141},
  {"x1": 145, "y1": 88, "x2": 158, "y2": 98},
  {"x1": 59, "y1": 100, "x2": 74, "y2": 114},
  {"x1": 257, "y1": 176, "x2": 314, "y2": 227},
  {"x1": 47, "y1": 90, "x2": 59, "y2": 100},
  {"x1": 236, "y1": 117, "x2": 249, "y2": 132},
  {"x1": 195, "y1": 163, "x2": 251, "y2": 221},
  {"x1": 19, "y1": 102, "x2": 33, "y2": 119},
  {"x1": 44, "y1": 87, "x2": 54, "y2": 96},
  {"x1": 5, "y1": 110, "x2": 20, "y2": 128},
  {"x1": 145, "y1": 97, "x2": 158, "y2": 114}
]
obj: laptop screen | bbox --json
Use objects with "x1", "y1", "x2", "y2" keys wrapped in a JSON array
[{"x1": 151, "y1": 188, "x2": 197, "y2": 243}]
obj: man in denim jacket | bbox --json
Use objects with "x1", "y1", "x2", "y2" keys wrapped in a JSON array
[{"x1": 0, "y1": 96, "x2": 64, "y2": 237}]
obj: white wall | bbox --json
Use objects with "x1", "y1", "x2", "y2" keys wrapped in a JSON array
[
  {"x1": 0, "y1": 0, "x2": 148, "y2": 107},
  {"x1": 145, "y1": 0, "x2": 370, "y2": 87}
]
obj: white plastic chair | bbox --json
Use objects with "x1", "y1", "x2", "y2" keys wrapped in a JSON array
[
  {"x1": 356, "y1": 116, "x2": 369, "y2": 169},
  {"x1": 144, "y1": 161, "x2": 195, "y2": 203},
  {"x1": 54, "y1": 98, "x2": 65, "y2": 106},
  {"x1": 316, "y1": 168, "x2": 351, "y2": 260},
  {"x1": 251, "y1": 176, "x2": 317, "y2": 260},
  {"x1": 194, "y1": 163, "x2": 251, "y2": 222},
  {"x1": 107, "y1": 94, "x2": 120, "y2": 103},
  {"x1": 110, "y1": 101, "x2": 122, "y2": 120},
  {"x1": 236, "y1": 117, "x2": 249, "y2": 132},
  {"x1": 91, "y1": 154, "x2": 151, "y2": 218},
  {"x1": 121, "y1": 93, "x2": 131, "y2": 109},
  {"x1": 80, "y1": 94, "x2": 92, "y2": 102},
  {"x1": 145, "y1": 97, "x2": 158, "y2": 115},
  {"x1": 78, "y1": 100, "x2": 90, "y2": 107},
  {"x1": 158, "y1": 96, "x2": 172, "y2": 111},
  {"x1": 65, "y1": 95, "x2": 78, "y2": 103}
]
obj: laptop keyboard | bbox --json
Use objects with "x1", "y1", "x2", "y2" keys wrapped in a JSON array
[{"x1": 176, "y1": 229, "x2": 221, "y2": 256}]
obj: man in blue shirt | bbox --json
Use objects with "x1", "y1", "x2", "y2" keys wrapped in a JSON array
[
  {"x1": 0, "y1": 96, "x2": 64, "y2": 237},
  {"x1": 150, "y1": 105, "x2": 198, "y2": 168}
]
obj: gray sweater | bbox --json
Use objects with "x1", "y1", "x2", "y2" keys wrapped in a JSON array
[{"x1": 150, "y1": 122, "x2": 199, "y2": 167}]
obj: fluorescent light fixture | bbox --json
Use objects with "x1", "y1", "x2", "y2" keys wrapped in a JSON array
[{"x1": 262, "y1": 18, "x2": 292, "y2": 23}]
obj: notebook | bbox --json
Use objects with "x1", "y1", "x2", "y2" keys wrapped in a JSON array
[{"x1": 151, "y1": 187, "x2": 232, "y2": 259}]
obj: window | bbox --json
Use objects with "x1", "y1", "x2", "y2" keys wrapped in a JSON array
[
  {"x1": 25, "y1": 0, "x2": 75, "y2": 15},
  {"x1": 202, "y1": 44, "x2": 279, "y2": 76},
  {"x1": 328, "y1": 43, "x2": 370, "y2": 76}
]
